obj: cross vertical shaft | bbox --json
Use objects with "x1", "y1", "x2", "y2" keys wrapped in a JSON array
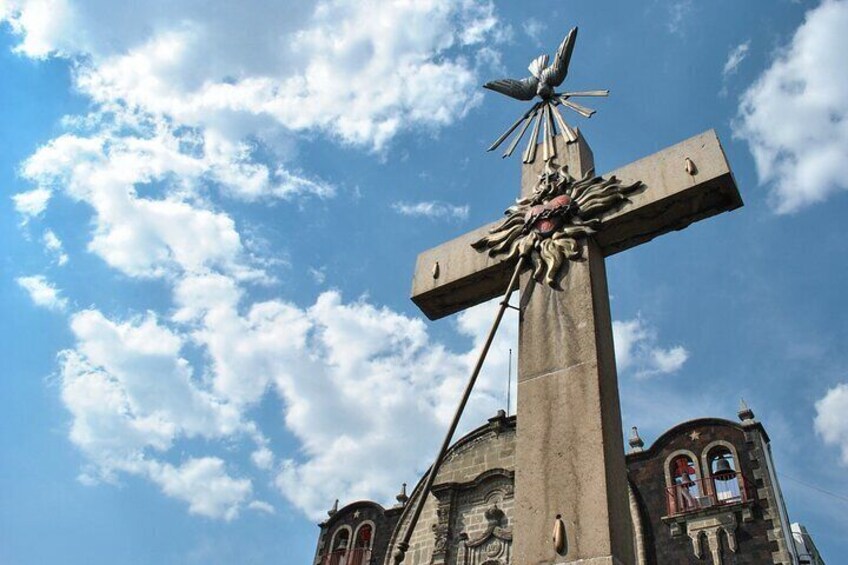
[{"x1": 514, "y1": 135, "x2": 633, "y2": 564}]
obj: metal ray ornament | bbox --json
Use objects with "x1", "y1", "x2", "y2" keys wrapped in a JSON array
[
  {"x1": 483, "y1": 27, "x2": 609, "y2": 163},
  {"x1": 472, "y1": 163, "x2": 642, "y2": 287}
]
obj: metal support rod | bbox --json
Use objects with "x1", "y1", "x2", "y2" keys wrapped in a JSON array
[
  {"x1": 488, "y1": 102, "x2": 541, "y2": 152},
  {"x1": 506, "y1": 348, "x2": 512, "y2": 417},
  {"x1": 394, "y1": 253, "x2": 528, "y2": 564},
  {"x1": 503, "y1": 108, "x2": 538, "y2": 159},
  {"x1": 522, "y1": 112, "x2": 542, "y2": 164}
]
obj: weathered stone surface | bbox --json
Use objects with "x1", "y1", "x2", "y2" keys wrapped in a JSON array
[
  {"x1": 410, "y1": 130, "x2": 741, "y2": 321},
  {"x1": 385, "y1": 417, "x2": 516, "y2": 565},
  {"x1": 410, "y1": 221, "x2": 508, "y2": 320},
  {"x1": 591, "y1": 129, "x2": 741, "y2": 257},
  {"x1": 519, "y1": 130, "x2": 595, "y2": 200},
  {"x1": 513, "y1": 137, "x2": 632, "y2": 565}
]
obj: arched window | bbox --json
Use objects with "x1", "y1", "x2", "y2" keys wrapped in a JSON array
[
  {"x1": 355, "y1": 524, "x2": 372, "y2": 549},
  {"x1": 332, "y1": 528, "x2": 350, "y2": 551},
  {"x1": 669, "y1": 454, "x2": 701, "y2": 513},
  {"x1": 349, "y1": 524, "x2": 373, "y2": 565},
  {"x1": 327, "y1": 528, "x2": 350, "y2": 565},
  {"x1": 707, "y1": 446, "x2": 742, "y2": 504}
]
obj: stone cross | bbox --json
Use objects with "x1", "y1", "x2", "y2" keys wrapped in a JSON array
[{"x1": 410, "y1": 130, "x2": 741, "y2": 564}]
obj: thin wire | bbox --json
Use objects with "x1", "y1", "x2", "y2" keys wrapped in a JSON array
[{"x1": 779, "y1": 472, "x2": 848, "y2": 504}]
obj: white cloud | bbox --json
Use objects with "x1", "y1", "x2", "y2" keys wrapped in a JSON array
[
  {"x1": 723, "y1": 40, "x2": 750, "y2": 77},
  {"x1": 271, "y1": 291, "x2": 472, "y2": 517},
  {"x1": 734, "y1": 0, "x2": 848, "y2": 213},
  {"x1": 147, "y1": 458, "x2": 252, "y2": 521},
  {"x1": 173, "y1": 274, "x2": 310, "y2": 408},
  {"x1": 250, "y1": 446, "x2": 274, "y2": 471},
  {"x1": 1, "y1": 0, "x2": 516, "y2": 524},
  {"x1": 815, "y1": 383, "x2": 848, "y2": 465},
  {"x1": 59, "y1": 309, "x2": 248, "y2": 475},
  {"x1": 2, "y1": 0, "x2": 503, "y2": 151},
  {"x1": 613, "y1": 317, "x2": 689, "y2": 379},
  {"x1": 650, "y1": 346, "x2": 689, "y2": 374},
  {"x1": 392, "y1": 200, "x2": 470, "y2": 221},
  {"x1": 43, "y1": 229, "x2": 69, "y2": 265},
  {"x1": 275, "y1": 293, "x2": 518, "y2": 520},
  {"x1": 12, "y1": 186, "x2": 51, "y2": 220},
  {"x1": 16, "y1": 274, "x2": 68, "y2": 311},
  {"x1": 170, "y1": 273, "x2": 513, "y2": 519},
  {"x1": 57, "y1": 305, "x2": 273, "y2": 520},
  {"x1": 247, "y1": 500, "x2": 275, "y2": 515},
  {"x1": 21, "y1": 129, "x2": 267, "y2": 280},
  {"x1": 6, "y1": 0, "x2": 500, "y2": 288},
  {"x1": 2, "y1": 0, "x2": 78, "y2": 58}
]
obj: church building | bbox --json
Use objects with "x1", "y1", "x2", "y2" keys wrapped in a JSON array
[{"x1": 312, "y1": 402, "x2": 825, "y2": 565}]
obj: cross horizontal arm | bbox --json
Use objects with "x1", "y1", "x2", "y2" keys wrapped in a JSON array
[
  {"x1": 411, "y1": 129, "x2": 741, "y2": 320},
  {"x1": 411, "y1": 221, "x2": 510, "y2": 321},
  {"x1": 593, "y1": 129, "x2": 742, "y2": 256}
]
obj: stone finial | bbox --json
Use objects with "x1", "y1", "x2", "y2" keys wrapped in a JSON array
[
  {"x1": 327, "y1": 498, "x2": 338, "y2": 517},
  {"x1": 488, "y1": 409, "x2": 509, "y2": 434},
  {"x1": 738, "y1": 398, "x2": 756, "y2": 426},
  {"x1": 628, "y1": 426, "x2": 644, "y2": 453},
  {"x1": 395, "y1": 483, "x2": 408, "y2": 507}
]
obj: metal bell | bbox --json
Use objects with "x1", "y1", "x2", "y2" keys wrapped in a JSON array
[{"x1": 713, "y1": 457, "x2": 735, "y2": 481}]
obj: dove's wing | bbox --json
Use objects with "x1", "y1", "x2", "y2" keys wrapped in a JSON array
[
  {"x1": 544, "y1": 27, "x2": 578, "y2": 88},
  {"x1": 528, "y1": 54, "x2": 549, "y2": 80},
  {"x1": 483, "y1": 77, "x2": 539, "y2": 101}
]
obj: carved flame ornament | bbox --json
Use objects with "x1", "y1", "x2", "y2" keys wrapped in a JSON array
[{"x1": 472, "y1": 164, "x2": 642, "y2": 287}]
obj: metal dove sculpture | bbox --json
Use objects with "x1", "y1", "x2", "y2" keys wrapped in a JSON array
[{"x1": 483, "y1": 27, "x2": 609, "y2": 163}]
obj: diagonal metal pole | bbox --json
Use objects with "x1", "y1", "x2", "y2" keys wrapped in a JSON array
[
  {"x1": 394, "y1": 252, "x2": 528, "y2": 564},
  {"x1": 506, "y1": 347, "x2": 512, "y2": 417}
]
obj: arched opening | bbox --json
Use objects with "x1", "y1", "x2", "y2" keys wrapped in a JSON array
[
  {"x1": 327, "y1": 528, "x2": 350, "y2": 565},
  {"x1": 355, "y1": 524, "x2": 372, "y2": 548},
  {"x1": 708, "y1": 446, "x2": 742, "y2": 504},
  {"x1": 669, "y1": 454, "x2": 701, "y2": 513},
  {"x1": 349, "y1": 524, "x2": 373, "y2": 565}
]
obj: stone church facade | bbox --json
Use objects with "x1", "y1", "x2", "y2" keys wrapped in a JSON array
[{"x1": 312, "y1": 404, "x2": 824, "y2": 565}]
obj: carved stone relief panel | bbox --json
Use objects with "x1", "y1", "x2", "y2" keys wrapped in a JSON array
[
  {"x1": 430, "y1": 493, "x2": 454, "y2": 565},
  {"x1": 686, "y1": 512, "x2": 738, "y2": 565},
  {"x1": 446, "y1": 470, "x2": 514, "y2": 565}
]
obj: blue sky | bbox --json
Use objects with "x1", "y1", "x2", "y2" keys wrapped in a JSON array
[{"x1": 2, "y1": 0, "x2": 848, "y2": 563}]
